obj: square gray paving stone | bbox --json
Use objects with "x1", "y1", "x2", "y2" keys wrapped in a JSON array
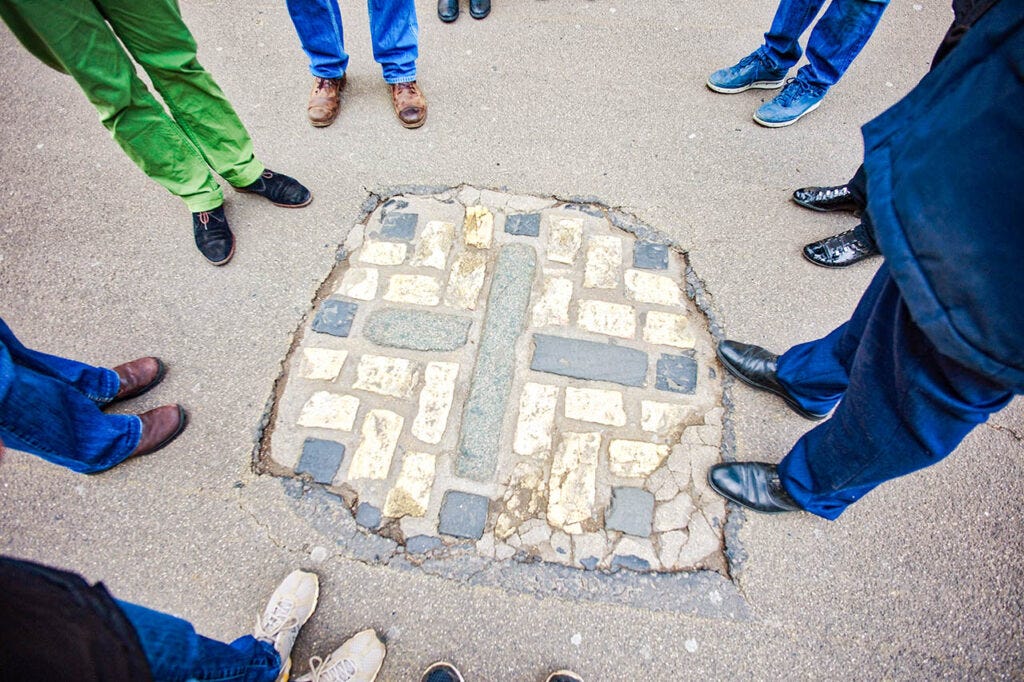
[
  {"x1": 295, "y1": 438, "x2": 345, "y2": 484},
  {"x1": 438, "y1": 491, "x2": 490, "y2": 540},
  {"x1": 312, "y1": 299, "x2": 358, "y2": 337},
  {"x1": 633, "y1": 242, "x2": 669, "y2": 270},
  {"x1": 655, "y1": 353, "x2": 698, "y2": 394},
  {"x1": 605, "y1": 487, "x2": 655, "y2": 537},
  {"x1": 504, "y1": 213, "x2": 541, "y2": 236},
  {"x1": 355, "y1": 502, "x2": 382, "y2": 530},
  {"x1": 379, "y1": 212, "x2": 418, "y2": 240}
]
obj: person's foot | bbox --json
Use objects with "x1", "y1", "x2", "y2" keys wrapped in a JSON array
[
  {"x1": 707, "y1": 462, "x2": 802, "y2": 514},
  {"x1": 237, "y1": 170, "x2": 313, "y2": 208},
  {"x1": 390, "y1": 81, "x2": 428, "y2": 129},
  {"x1": 421, "y1": 661, "x2": 464, "y2": 682},
  {"x1": 792, "y1": 184, "x2": 860, "y2": 213},
  {"x1": 307, "y1": 75, "x2": 346, "y2": 127},
  {"x1": 469, "y1": 0, "x2": 490, "y2": 19},
  {"x1": 254, "y1": 570, "x2": 320, "y2": 682},
  {"x1": 296, "y1": 629, "x2": 386, "y2": 682},
  {"x1": 192, "y1": 205, "x2": 234, "y2": 266},
  {"x1": 129, "y1": 405, "x2": 188, "y2": 458},
  {"x1": 716, "y1": 340, "x2": 828, "y2": 420},
  {"x1": 546, "y1": 671, "x2": 584, "y2": 682},
  {"x1": 753, "y1": 78, "x2": 826, "y2": 128},
  {"x1": 706, "y1": 49, "x2": 788, "y2": 94},
  {"x1": 802, "y1": 226, "x2": 880, "y2": 268},
  {"x1": 438, "y1": 0, "x2": 459, "y2": 22},
  {"x1": 110, "y1": 357, "x2": 166, "y2": 403}
]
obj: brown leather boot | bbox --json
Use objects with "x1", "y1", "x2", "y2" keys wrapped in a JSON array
[
  {"x1": 390, "y1": 81, "x2": 427, "y2": 129},
  {"x1": 110, "y1": 357, "x2": 166, "y2": 403},
  {"x1": 308, "y1": 75, "x2": 346, "y2": 127},
  {"x1": 130, "y1": 405, "x2": 188, "y2": 458}
]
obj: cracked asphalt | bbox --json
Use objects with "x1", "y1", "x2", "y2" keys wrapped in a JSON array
[{"x1": 1, "y1": 1, "x2": 1022, "y2": 679}]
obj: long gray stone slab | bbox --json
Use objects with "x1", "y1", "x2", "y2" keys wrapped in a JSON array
[
  {"x1": 456, "y1": 243, "x2": 537, "y2": 480},
  {"x1": 363, "y1": 309, "x2": 472, "y2": 351},
  {"x1": 530, "y1": 334, "x2": 648, "y2": 387}
]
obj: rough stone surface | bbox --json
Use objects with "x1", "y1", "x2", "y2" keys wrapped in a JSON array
[
  {"x1": 380, "y1": 212, "x2": 418, "y2": 240},
  {"x1": 384, "y1": 274, "x2": 441, "y2": 306},
  {"x1": 405, "y1": 535, "x2": 443, "y2": 554},
  {"x1": 583, "y1": 235, "x2": 622, "y2": 289},
  {"x1": 656, "y1": 353, "x2": 699, "y2": 394},
  {"x1": 505, "y1": 213, "x2": 541, "y2": 236},
  {"x1": 463, "y1": 205, "x2": 494, "y2": 249},
  {"x1": 547, "y1": 217, "x2": 583, "y2": 264},
  {"x1": 608, "y1": 440, "x2": 669, "y2": 478},
  {"x1": 296, "y1": 438, "x2": 346, "y2": 484},
  {"x1": 444, "y1": 250, "x2": 488, "y2": 310},
  {"x1": 355, "y1": 502, "x2": 383, "y2": 529},
  {"x1": 410, "y1": 221, "x2": 454, "y2": 269},
  {"x1": 411, "y1": 362, "x2": 459, "y2": 445},
  {"x1": 577, "y1": 299, "x2": 636, "y2": 339},
  {"x1": 644, "y1": 311, "x2": 697, "y2": 349},
  {"x1": 633, "y1": 242, "x2": 670, "y2": 270},
  {"x1": 624, "y1": 269, "x2": 682, "y2": 307},
  {"x1": 312, "y1": 299, "x2": 358, "y2": 337},
  {"x1": 513, "y1": 382, "x2": 559, "y2": 456},
  {"x1": 564, "y1": 387, "x2": 626, "y2": 426},
  {"x1": 359, "y1": 240, "x2": 408, "y2": 266},
  {"x1": 547, "y1": 432, "x2": 600, "y2": 530},
  {"x1": 605, "y1": 487, "x2": 655, "y2": 537},
  {"x1": 363, "y1": 309, "x2": 471, "y2": 352},
  {"x1": 353, "y1": 354, "x2": 419, "y2": 398},
  {"x1": 531, "y1": 334, "x2": 648, "y2": 387},
  {"x1": 348, "y1": 409, "x2": 404, "y2": 480},
  {"x1": 338, "y1": 267, "x2": 379, "y2": 301},
  {"x1": 531, "y1": 276, "x2": 574, "y2": 328},
  {"x1": 297, "y1": 392, "x2": 360, "y2": 431},
  {"x1": 299, "y1": 348, "x2": 348, "y2": 381},
  {"x1": 438, "y1": 491, "x2": 490, "y2": 540},
  {"x1": 383, "y1": 451, "x2": 437, "y2": 518}
]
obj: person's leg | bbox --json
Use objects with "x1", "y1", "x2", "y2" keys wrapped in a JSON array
[
  {"x1": 796, "y1": 0, "x2": 889, "y2": 89},
  {"x1": 117, "y1": 600, "x2": 282, "y2": 682},
  {"x1": 777, "y1": 271, "x2": 1014, "y2": 519},
  {"x1": 285, "y1": 0, "x2": 350, "y2": 79},
  {"x1": 368, "y1": 0, "x2": 419, "y2": 83},
  {"x1": 0, "y1": 0, "x2": 225, "y2": 213},
  {"x1": 761, "y1": 0, "x2": 830, "y2": 70},
  {"x1": 97, "y1": 0, "x2": 264, "y2": 190},
  {"x1": 846, "y1": 164, "x2": 868, "y2": 208}
]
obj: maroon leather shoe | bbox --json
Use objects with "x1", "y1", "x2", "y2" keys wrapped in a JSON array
[
  {"x1": 130, "y1": 405, "x2": 188, "y2": 458},
  {"x1": 111, "y1": 357, "x2": 166, "y2": 403}
]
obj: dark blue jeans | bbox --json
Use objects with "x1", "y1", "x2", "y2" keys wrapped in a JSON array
[
  {"x1": 0, "y1": 318, "x2": 140, "y2": 473},
  {"x1": 762, "y1": 0, "x2": 889, "y2": 89},
  {"x1": 774, "y1": 265, "x2": 1015, "y2": 519},
  {"x1": 285, "y1": 0, "x2": 418, "y2": 83},
  {"x1": 118, "y1": 600, "x2": 281, "y2": 682}
]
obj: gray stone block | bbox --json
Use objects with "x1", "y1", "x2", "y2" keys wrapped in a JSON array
[
  {"x1": 438, "y1": 491, "x2": 489, "y2": 540},
  {"x1": 406, "y1": 535, "x2": 443, "y2": 554},
  {"x1": 656, "y1": 353, "x2": 698, "y2": 394},
  {"x1": 355, "y1": 502, "x2": 382, "y2": 530},
  {"x1": 611, "y1": 554, "x2": 651, "y2": 572},
  {"x1": 633, "y1": 242, "x2": 669, "y2": 270},
  {"x1": 605, "y1": 487, "x2": 655, "y2": 537},
  {"x1": 504, "y1": 213, "x2": 541, "y2": 236},
  {"x1": 295, "y1": 438, "x2": 345, "y2": 484},
  {"x1": 530, "y1": 334, "x2": 648, "y2": 387},
  {"x1": 380, "y1": 212, "x2": 418, "y2": 240},
  {"x1": 363, "y1": 309, "x2": 472, "y2": 352},
  {"x1": 312, "y1": 299, "x2": 358, "y2": 337},
  {"x1": 456, "y1": 244, "x2": 537, "y2": 480}
]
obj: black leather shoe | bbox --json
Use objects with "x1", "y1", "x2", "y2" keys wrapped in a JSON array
[
  {"x1": 708, "y1": 462, "x2": 802, "y2": 513},
  {"x1": 802, "y1": 225, "x2": 880, "y2": 268},
  {"x1": 236, "y1": 169, "x2": 312, "y2": 208},
  {"x1": 792, "y1": 184, "x2": 861, "y2": 213},
  {"x1": 438, "y1": 0, "x2": 459, "y2": 21},
  {"x1": 469, "y1": 0, "x2": 490, "y2": 19},
  {"x1": 716, "y1": 340, "x2": 828, "y2": 420},
  {"x1": 192, "y1": 205, "x2": 234, "y2": 266}
]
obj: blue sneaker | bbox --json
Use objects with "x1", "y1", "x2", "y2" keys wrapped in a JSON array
[
  {"x1": 707, "y1": 50, "x2": 788, "y2": 94},
  {"x1": 754, "y1": 78, "x2": 826, "y2": 127}
]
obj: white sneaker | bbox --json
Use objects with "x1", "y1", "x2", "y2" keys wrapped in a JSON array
[
  {"x1": 253, "y1": 570, "x2": 320, "y2": 681},
  {"x1": 295, "y1": 629, "x2": 387, "y2": 682}
]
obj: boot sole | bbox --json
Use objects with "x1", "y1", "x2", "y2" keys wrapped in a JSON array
[
  {"x1": 399, "y1": 113, "x2": 427, "y2": 129},
  {"x1": 206, "y1": 239, "x2": 236, "y2": 266},
  {"x1": 801, "y1": 247, "x2": 873, "y2": 269},
  {"x1": 706, "y1": 79, "x2": 785, "y2": 94},
  {"x1": 715, "y1": 347, "x2": 828, "y2": 421},
  {"x1": 753, "y1": 99, "x2": 822, "y2": 127}
]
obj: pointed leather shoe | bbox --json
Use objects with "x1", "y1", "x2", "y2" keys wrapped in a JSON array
[
  {"x1": 129, "y1": 405, "x2": 188, "y2": 459},
  {"x1": 708, "y1": 462, "x2": 802, "y2": 513},
  {"x1": 792, "y1": 184, "x2": 861, "y2": 213},
  {"x1": 236, "y1": 169, "x2": 312, "y2": 207},
  {"x1": 438, "y1": 0, "x2": 459, "y2": 22},
  {"x1": 192, "y1": 206, "x2": 234, "y2": 266},
  {"x1": 469, "y1": 0, "x2": 490, "y2": 19},
  {"x1": 716, "y1": 340, "x2": 828, "y2": 420},
  {"x1": 803, "y1": 226, "x2": 880, "y2": 268},
  {"x1": 109, "y1": 357, "x2": 166, "y2": 404}
]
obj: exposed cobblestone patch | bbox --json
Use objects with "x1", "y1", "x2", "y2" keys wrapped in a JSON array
[{"x1": 260, "y1": 188, "x2": 727, "y2": 574}]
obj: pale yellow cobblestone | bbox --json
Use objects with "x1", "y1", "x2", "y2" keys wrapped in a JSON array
[
  {"x1": 358, "y1": 240, "x2": 407, "y2": 266},
  {"x1": 531, "y1": 276, "x2": 573, "y2": 327},
  {"x1": 383, "y1": 451, "x2": 437, "y2": 517},
  {"x1": 443, "y1": 250, "x2": 487, "y2": 309},
  {"x1": 643, "y1": 311, "x2": 697, "y2": 349},
  {"x1": 298, "y1": 348, "x2": 348, "y2": 380},
  {"x1": 411, "y1": 362, "x2": 459, "y2": 444},
  {"x1": 347, "y1": 409, "x2": 404, "y2": 480},
  {"x1": 624, "y1": 269, "x2": 682, "y2": 307},
  {"x1": 583, "y1": 235, "x2": 623, "y2": 289},
  {"x1": 464, "y1": 205, "x2": 494, "y2": 249},
  {"x1": 576, "y1": 299, "x2": 636, "y2": 339},
  {"x1": 384, "y1": 274, "x2": 441, "y2": 306},
  {"x1": 512, "y1": 382, "x2": 559, "y2": 456},
  {"x1": 608, "y1": 439, "x2": 670, "y2": 477},
  {"x1": 547, "y1": 217, "x2": 583, "y2": 264},
  {"x1": 410, "y1": 221, "x2": 455, "y2": 270},
  {"x1": 547, "y1": 432, "x2": 601, "y2": 530},
  {"x1": 297, "y1": 391, "x2": 360, "y2": 431},
  {"x1": 352, "y1": 354, "x2": 419, "y2": 398},
  {"x1": 641, "y1": 400, "x2": 698, "y2": 437},
  {"x1": 337, "y1": 267, "x2": 379, "y2": 301},
  {"x1": 564, "y1": 387, "x2": 626, "y2": 426}
]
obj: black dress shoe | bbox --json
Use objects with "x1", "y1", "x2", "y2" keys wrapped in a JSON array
[
  {"x1": 716, "y1": 340, "x2": 828, "y2": 420},
  {"x1": 792, "y1": 184, "x2": 861, "y2": 213},
  {"x1": 469, "y1": 0, "x2": 490, "y2": 19},
  {"x1": 708, "y1": 462, "x2": 802, "y2": 513},
  {"x1": 192, "y1": 205, "x2": 235, "y2": 266},
  {"x1": 802, "y1": 225, "x2": 880, "y2": 268},
  {"x1": 438, "y1": 0, "x2": 458, "y2": 22},
  {"x1": 236, "y1": 169, "x2": 312, "y2": 208}
]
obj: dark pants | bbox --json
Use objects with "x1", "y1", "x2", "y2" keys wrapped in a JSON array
[{"x1": 773, "y1": 265, "x2": 1014, "y2": 519}]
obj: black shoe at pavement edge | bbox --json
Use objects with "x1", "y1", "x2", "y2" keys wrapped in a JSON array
[
  {"x1": 438, "y1": 0, "x2": 459, "y2": 21},
  {"x1": 707, "y1": 462, "x2": 802, "y2": 514},
  {"x1": 192, "y1": 205, "x2": 234, "y2": 266},
  {"x1": 802, "y1": 225, "x2": 880, "y2": 268},
  {"x1": 792, "y1": 184, "x2": 861, "y2": 213},
  {"x1": 236, "y1": 169, "x2": 312, "y2": 208},
  {"x1": 716, "y1": 340, "x2": 828, "y2": 420}
]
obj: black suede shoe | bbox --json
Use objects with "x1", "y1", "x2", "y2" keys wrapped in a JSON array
[
  {"x1": 438, "y1": 0, "x2": 459, "y2": 22},
  {"x1": 192, "y1": 206, "x2": 234, "y2": 266},
  {"x1": 708, "y1": 462, "x2": 802, "y2": 514},
  {"x1": 792, "y1": 184, "x2": 861, "y2": 213},
  {"x1": 716, "y1": 340, "x2": 829, "y2": 420},
  {"x1": 802, "y1": 225, "x2": 880, "y2": 268},
  {"x1": 236, "y1": 169, "x2": 312, "y2": 207},
  {"x1": 469, "y1": 0, "x2": 490, "y2": 18}
]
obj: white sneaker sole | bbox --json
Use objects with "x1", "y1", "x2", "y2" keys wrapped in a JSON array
[
  {"x1": 753, "y1": 98, "x2": 822, "y2": 128},
  {"x1": 706, "y1": 78, "x2": 786, "y2": 94}
]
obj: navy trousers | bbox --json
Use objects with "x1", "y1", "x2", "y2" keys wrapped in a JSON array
[{"x1": 773, "y1": 265, "x2": 1015, "y2": 519}]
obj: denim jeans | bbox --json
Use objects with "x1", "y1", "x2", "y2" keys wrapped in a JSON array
[
  {"x1": 761, "y1": 0, "x2": 889, "y2": 89},
  {"x1": 774, "y1": 265, "x2": 1014, "y2": 519},
  {"x1": 285, "y1": 0, "x2": 418, "y2": 83},
  {"x1": 0, "y1": 318, "x2": 141, "y2": 473},
  {"x1": 117, "y1": 600, "x2": 281, "y2": 682}
]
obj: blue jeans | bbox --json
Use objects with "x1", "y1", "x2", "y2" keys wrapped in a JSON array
[
  {"x1": 285, "y1": 0, "x2": 418, "y2": 83},
  {"x1": 0, "y1": 318, "x2": 140, "y2": 473},
  {"x1": 774, "y1": 265, "x2": 1014, "y2": 519},
  {"x1": 761, "y1": 0, "x2": 889, "y2": 89},
  {"x1": 118, "y1": 600, "x2": 281, "y2": 682}
]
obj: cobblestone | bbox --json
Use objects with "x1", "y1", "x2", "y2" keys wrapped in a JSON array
[
  {"x1": 438, "y1": 491, "x2": 489, "y2": 540},
  {"x1": 632, "y1": 242, "x2": 670, "y2": 270},
  {"x1": 312, "y1": 299, "x2": 358, "y2": 336},
  {"x1": 296, "y1": 438, "x2": 346, "y2": 484},
  {"x1": 363, "y1": 309, "x2": 471, "y2": 352},
  {"x1": 505, "y1": 213, "x2": 541, "y2": 236},
  {"x1": 531, "y1": 334, "x2": 647, "y2": 387}
]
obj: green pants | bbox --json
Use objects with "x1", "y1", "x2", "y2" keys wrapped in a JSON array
[{"x1": 0, "y1": 0, "x2": 264, "y2": 211}]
